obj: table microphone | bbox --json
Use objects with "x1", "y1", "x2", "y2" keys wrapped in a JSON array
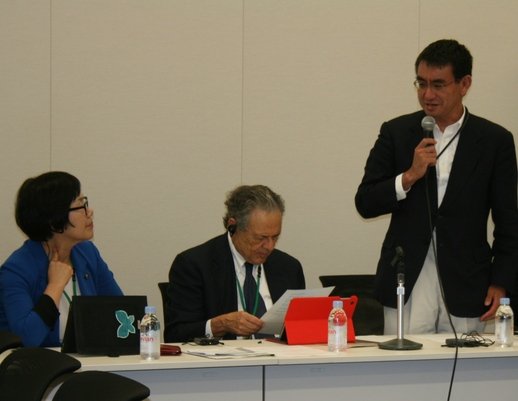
[{"x1": 378, "y1": 247, "x2": 423, "y2": 351}]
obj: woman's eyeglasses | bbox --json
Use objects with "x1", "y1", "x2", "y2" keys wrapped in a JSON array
[{"x1": 69, "y1": 197, "x2": 89, "y2": 215}]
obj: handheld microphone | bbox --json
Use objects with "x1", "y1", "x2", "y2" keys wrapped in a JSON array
[{"x1": 421, "y1": 115, "x2": 435, "y2": 138}]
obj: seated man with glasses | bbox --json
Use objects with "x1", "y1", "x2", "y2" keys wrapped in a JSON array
[
  {"x1": 164, "y1": 185, "x2": 306, "y2": 342},
  {"x1": 0, "y1": 171, "x2": 123, "y2": 347},
  {"x1": 355, "y1": 39, "x2": 518, "y2": 335}
]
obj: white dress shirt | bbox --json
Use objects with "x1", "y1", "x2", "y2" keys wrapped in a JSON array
[{"x1": 396, "y1": 109, "x2": 466, "y2": 204}]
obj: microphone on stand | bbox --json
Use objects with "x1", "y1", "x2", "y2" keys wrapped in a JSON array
[{"x1": 378, "y1": 246, "x2": 423, "y2": 351}]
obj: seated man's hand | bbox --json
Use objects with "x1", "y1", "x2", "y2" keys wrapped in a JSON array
[{"x1": 211, "y1": 311, "x2": 264, "y2": 337}]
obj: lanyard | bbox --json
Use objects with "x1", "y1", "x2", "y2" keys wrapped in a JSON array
[
  {"x1": 63, "y1": 274, "x2": 77, "y2": 305},
  {"x1": 436, "y1": 109, "x2": 470, "y2": 161},
  {"x1": 236, "y1": 265, "x2": 262, "y2": 316}
]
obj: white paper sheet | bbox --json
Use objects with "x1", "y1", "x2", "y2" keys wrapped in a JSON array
[
  {"x1": 258, "y1": 287, "x2": 335, "y2": 335},
  {"x1": 184, "y1": 346, "x2": 275, "y2": 359}
]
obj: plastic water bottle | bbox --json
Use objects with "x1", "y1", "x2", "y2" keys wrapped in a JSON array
[
  {"x1": 140, "y1": 306, "x2": 161, "y2": 360},
  {"x1": 328, "y1": 300, "x2": 347, "y2": 352},
  {"x1": 495, "y1": 297, "x2": 514, "y2": 347}
]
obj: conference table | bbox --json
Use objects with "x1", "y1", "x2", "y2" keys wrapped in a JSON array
[{"x1": 42, "y1": 333, "x2": 518, "y2": 401}]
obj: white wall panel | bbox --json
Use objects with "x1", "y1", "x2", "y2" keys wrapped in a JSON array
[
  {"x1": 1, "y1": 0, "x2": 517, "y2": 323},
  {"x1": 242, "y1": 0, "x2": 418, "y2": 286},
  {"x1": 0, "y1": 1, "x2": 51, "y2": 259},
  {"x1": 49, "y1": 1, "x2": 243, "y2": 314}
]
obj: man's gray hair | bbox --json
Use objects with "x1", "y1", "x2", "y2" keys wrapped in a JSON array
[{"x1": 222, "y1": 185, "x2": 285, "y2": 231}]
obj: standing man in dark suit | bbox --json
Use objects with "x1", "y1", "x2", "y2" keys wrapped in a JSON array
[
  {"x1": 355, "y1": 39, "x2": 518, "y2": 334},
  {"x1": 164, "y1": 185, "x2": 305, "y2": 342}
]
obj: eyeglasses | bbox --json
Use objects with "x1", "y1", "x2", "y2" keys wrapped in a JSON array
[
  {"x1": 69, "y1": 197, "x2": 89, "y2": 216},
  {"x1": 413, "y1": 79, "x2": 456, "y2": 92}
]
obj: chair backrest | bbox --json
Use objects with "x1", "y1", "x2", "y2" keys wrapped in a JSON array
[
  {"x1": 319, "y1": 274, "x2": 376, "y2": 297},
  {"x1": 319, "y1": 274, "x2": 384, "y2": 335},
  {"x1": 158, "y1": 282, "x2": 172, "y2": 327},
  {"x1": 0, "y1": 347, "x2": 81, "y2": 401},
  {"x1": 0, "y1": 331, "x2": 22, "y2": 354},
  {"x1": 52, "y1": 370, "x2": 150, "y2": 401}
]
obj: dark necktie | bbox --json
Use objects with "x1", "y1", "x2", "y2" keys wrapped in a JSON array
[{"x1": 243, "y1": 263, "x2": 267, "y2": 317}]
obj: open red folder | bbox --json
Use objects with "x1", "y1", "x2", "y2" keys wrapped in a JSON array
[{"x1": 283, "y1": 296, "x2": 357, "y2": 345}]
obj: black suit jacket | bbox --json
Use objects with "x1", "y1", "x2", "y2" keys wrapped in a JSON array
[
  {"x1": 355, "y1": 110, "x2": 518, "y2": 317},
  {"x1": 164, "y1": 234, "x2": 305, "y2": 342}
]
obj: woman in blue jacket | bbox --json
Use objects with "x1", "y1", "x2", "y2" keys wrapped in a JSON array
[{"x1": 0, "y1": 171, "x2": 123, "y2": 347}]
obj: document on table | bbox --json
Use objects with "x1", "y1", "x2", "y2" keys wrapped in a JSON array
[
  {"x1": 258, "y1": 287, "x2": 335, "y2": 335},
  {"x1": 184, "y1": 346, "x2": 275, "y2": 359}
]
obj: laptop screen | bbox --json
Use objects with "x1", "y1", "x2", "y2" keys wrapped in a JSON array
[{"x1": 61, "y1": 295, "x2": 148, "y2": 356}]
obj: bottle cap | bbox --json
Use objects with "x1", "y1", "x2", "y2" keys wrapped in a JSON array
[
  {"x1": 500, "y1": 298, "x2": 510, "y2": 305},
  {"x1": 332, "y1": 300, "x2": 343, "y2": 309},
  {"x1": 145, "y1": 306, "x2": 156, "y2": 314}
]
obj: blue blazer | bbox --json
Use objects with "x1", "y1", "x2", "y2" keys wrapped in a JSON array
[{"x1": 0, "y1": 240, "x2": 123, "y2": 347}]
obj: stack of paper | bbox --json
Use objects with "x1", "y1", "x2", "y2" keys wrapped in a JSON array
[{"x1": 184, "y1": 346, "x2": 275, "y2": 360}]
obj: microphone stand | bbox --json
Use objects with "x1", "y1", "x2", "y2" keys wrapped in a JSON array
[{"x1": 378, "y1": 251, "x2": 422, "y2": 351}]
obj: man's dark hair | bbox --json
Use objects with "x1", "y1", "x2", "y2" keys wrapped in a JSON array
[
  {"x1": 415, "y1": 39, "x2": 473, "y2": 80},
  {"x1": 15, "y1": 171, "x2": 81, "y2": 241},
  {"x1": 222, "y1": 185, "x2": 285, "y2": 232}
]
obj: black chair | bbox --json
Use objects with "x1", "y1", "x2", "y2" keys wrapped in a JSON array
[
  {"x1": 0, "y1": 347, "x2": 81, "y2": 401},
  {"x1": 319, "y1": 274, "x2": 384, "y2": 335},
  {"x1": 53, "y1": 370, "x2": 150, "y2": 401},
  {"x1": 0, "y1": 330, "x2": 22, "y2": 354},
  {"x1": 158, "y1": 281, "x2": 172, "y2": 328}
]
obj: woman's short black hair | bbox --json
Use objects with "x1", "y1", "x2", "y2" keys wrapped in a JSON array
[{"x1": 15, "y1": 171, "x2": 81, "y2": 241}]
